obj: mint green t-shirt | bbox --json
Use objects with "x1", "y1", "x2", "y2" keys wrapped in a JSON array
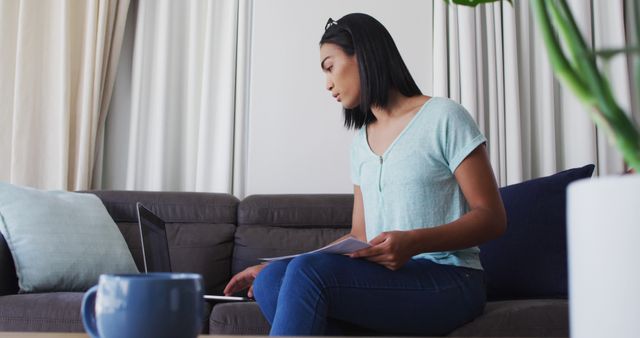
[{"x1": 351, "y1": 97, "x2": 486, "y2": 270}]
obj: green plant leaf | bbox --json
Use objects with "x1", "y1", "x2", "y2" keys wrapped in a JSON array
[
  {"x1": 444, "y1": 0, "x2": 640, "y2": 171},
  {"x1": 531, "y1": 0, "x2": 593, "y2": 103},
  {"x1": 532, "y1": 0, "x2": 640, "y2": 172},
  {"x1": 594, "y1": 46, "x2": 640, "y2": 60}
]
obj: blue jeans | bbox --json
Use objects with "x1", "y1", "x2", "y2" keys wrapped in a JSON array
[{"x1": 252, "y1": 253, "x2": 485, "y2": 336}]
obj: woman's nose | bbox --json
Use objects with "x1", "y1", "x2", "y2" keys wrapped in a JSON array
[{"x1": 325, "y1": 78, "x2": 333, "y2": 91}]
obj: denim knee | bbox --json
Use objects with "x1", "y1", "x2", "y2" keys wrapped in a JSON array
[
  {"x1": 285, "y1": 253, "x2": 337, "y2": 287},
  {"x1": 253, "y1": 260, "x2": 288, "y2": 303}
]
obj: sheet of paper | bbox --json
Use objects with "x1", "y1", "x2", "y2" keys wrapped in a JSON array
[{"x1": 259, "y1": 236, "x2": 371, "y2": 262}]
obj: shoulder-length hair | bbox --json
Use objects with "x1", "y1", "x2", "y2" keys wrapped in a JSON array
[{"x1": 319, "y1": 13, "x2": 422, "y2": 130}]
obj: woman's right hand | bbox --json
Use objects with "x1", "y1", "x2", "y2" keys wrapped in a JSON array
[{"x1": 223, "y1": 264, "x2": 267, "y2": 298}]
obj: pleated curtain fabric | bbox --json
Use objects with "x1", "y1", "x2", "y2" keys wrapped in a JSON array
[
  {"x1": 432, "y1": 0, "x2": 632, "y2": 186},
  {"x1": 5, "y1": 0, "x2": 633, "y2": 193},
  {"x1": 98, "y1": 0, "x2": 239, "y2": 193},
  {"x1": 0, "y1": 0, "x2": 130, "y2": 190},
  {"x1": 592, "y1": 0, "x2": 634, "y2": 174}
]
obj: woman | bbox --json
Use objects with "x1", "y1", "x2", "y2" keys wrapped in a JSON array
[{"x1": 223, "y1": 13, "x2": 506, "y2": 336}]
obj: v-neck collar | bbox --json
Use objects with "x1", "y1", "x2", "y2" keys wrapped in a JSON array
[{"x1": 363, "y1": 98, "x2": 434, "y2": 158}]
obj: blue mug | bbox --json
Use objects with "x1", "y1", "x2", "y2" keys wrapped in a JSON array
[{"x1": 81, "y1": 273, "x2": 204, "y2": 338}]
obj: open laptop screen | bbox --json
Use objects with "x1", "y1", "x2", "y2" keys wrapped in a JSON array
[
  {"x1": 135, "y1": 202, "x2": 252, "y2": 302},
  {"x1": 136, "y1": 202, "x2": 172, "y2": 273}
]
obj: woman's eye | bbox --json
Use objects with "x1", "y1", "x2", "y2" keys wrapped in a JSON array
[{"x1": 328, "y1": 66, "x2": 333, "y2": 72}]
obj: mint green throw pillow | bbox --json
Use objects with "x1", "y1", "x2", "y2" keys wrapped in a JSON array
[{"x1": 0, "y1": 182, "x2": 138, "y2": 293}]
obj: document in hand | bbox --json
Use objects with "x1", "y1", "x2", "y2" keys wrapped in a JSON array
[{"x1": 259, "y1": 235, "x2": 371, "y2": 262}]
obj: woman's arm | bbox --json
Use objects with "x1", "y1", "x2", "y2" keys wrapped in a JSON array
[
  {"x1": 223, "y1": 263, "x2": 267, "y2": 298},
  {"x1": 350, "y1": 145, "x2": 506, "y2": 269},
  {"x1": 407, "y1": 144, "x2": 506, "y2": 251},
  {"x1": 350, "y1": 185, "x2": 367, "y2": 241},
  {"x1": 327, "y1": 185, "x2": 367, "y2": 244}
]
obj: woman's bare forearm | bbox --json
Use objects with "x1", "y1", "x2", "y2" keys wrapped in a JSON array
[{"x1": 406, "y1": 207, "x2": 506, "y2": 255}]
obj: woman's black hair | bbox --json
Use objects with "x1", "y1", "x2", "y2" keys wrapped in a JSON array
[{"x1": 320, "y1": 13, "x2": 422, "y2": 130}]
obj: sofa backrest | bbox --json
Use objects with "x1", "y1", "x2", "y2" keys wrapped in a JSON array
[
  {"x1": 232, "y1": 194, "x2": 352, "y2": 275},
  {"x1": 89, "y1": 191, "x2": 239, "y2": 295},
  {"x1": 0, "y1": 164, "x2": 594, "y2": 300}
]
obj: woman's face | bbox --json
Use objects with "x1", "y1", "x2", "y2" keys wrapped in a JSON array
[{"x1": 320, "y1": 43, "x2": 360, "y2": 109}]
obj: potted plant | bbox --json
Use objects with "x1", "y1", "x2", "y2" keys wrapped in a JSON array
[
  {"x1": 451, "y1": 1, "x2": 639, "y2": 337},
  {"x1": 530, "y1": 2, "x2": 639, "y2": 337}
]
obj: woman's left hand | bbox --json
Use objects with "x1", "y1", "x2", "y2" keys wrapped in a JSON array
[{"x1": 348, "y1": 231, "x2": 416, "y2": 270}]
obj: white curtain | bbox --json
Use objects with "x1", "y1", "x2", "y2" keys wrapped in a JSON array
[
  {"x1": 433, "y1": 0, "x2": 632, "y2": 186},
  {"x1": 97, "y1": 0, "x2": 240, "y2": 193},
  {"x1": 0, "y1": 0, "x2": 130, "y2": 190}
]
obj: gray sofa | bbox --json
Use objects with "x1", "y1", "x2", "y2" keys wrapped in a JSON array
[{"x1": 1, "y1": 165, "x2": 593, "y2": 336}]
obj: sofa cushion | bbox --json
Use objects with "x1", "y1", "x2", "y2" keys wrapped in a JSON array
[
  {"x1": 210, "y1": 300, "x2": 568, "y2": 337},
  {"x1": 447, "y1": 299, "x2": 569, "y2": 337},
  {"x1": 480, "y1": 164, "x2": 595, "y2": 300},
  {"x1": 234, "y1": 195, "x2": 353, "y2": 275},
  {"x1": 210, "y1": 302, "x2": 387, "y2": 336},
  {"x1": 0, "y1": 292, "x2": 214, "y2": 334},
  {"x1": 0, "y1": 292, "x2": 84, "y2": 332},
  {"x1": 88, "y1": 190, "x2": 239, "y2": 295},
  {"x1": 238, "y1": 194, "x2": 353, "y2": 227},
  {"x1": 233, "y1": 226, "x2": 349, "y2": 274},
  {"x1": 0, "y1": 183, "x2": 138, "y2": 293},
  {"x1": 88, "y1": 190, "x2": 238, "y2": 225},
  {"x1": 210, "y1": 302, "x2": 270, "y2": 335}
]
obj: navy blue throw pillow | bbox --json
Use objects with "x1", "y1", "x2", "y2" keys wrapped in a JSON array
[{"x1": 480, "y1": 164, "x2": 595, "y2": 300}]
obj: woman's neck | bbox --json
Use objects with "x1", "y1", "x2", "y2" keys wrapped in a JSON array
[{"x1": 370, "y1": 91, "x2": 427, "y2": 124}]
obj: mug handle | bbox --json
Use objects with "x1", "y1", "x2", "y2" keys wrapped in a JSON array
[{"x1": 81, "y1": 285, "x2": 100, "y2": 338}]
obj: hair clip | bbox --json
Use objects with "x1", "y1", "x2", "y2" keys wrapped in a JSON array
[{"x1": 325, "y1": 17, "x2": 338, "y2": 30}]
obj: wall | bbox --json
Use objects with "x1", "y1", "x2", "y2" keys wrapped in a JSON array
[{"x1": 245, "y1": 0, "x2": 433, "y2": 195}]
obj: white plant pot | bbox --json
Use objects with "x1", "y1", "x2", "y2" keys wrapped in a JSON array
[{"x1": 567, "y1": 175, "x2": 640, "y2": 338}]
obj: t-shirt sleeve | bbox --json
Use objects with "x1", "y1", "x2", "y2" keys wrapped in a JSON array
[
  {"x1": 440, "y1": 103, "x2": 487, "y2": 173},
  {"x1": 350, "y1": 134, "x2": 361, "y2": 186}
]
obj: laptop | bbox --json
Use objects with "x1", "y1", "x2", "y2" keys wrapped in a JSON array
[{"x1": 136, "y1": 202, "x2": 251, "y2": 302}]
